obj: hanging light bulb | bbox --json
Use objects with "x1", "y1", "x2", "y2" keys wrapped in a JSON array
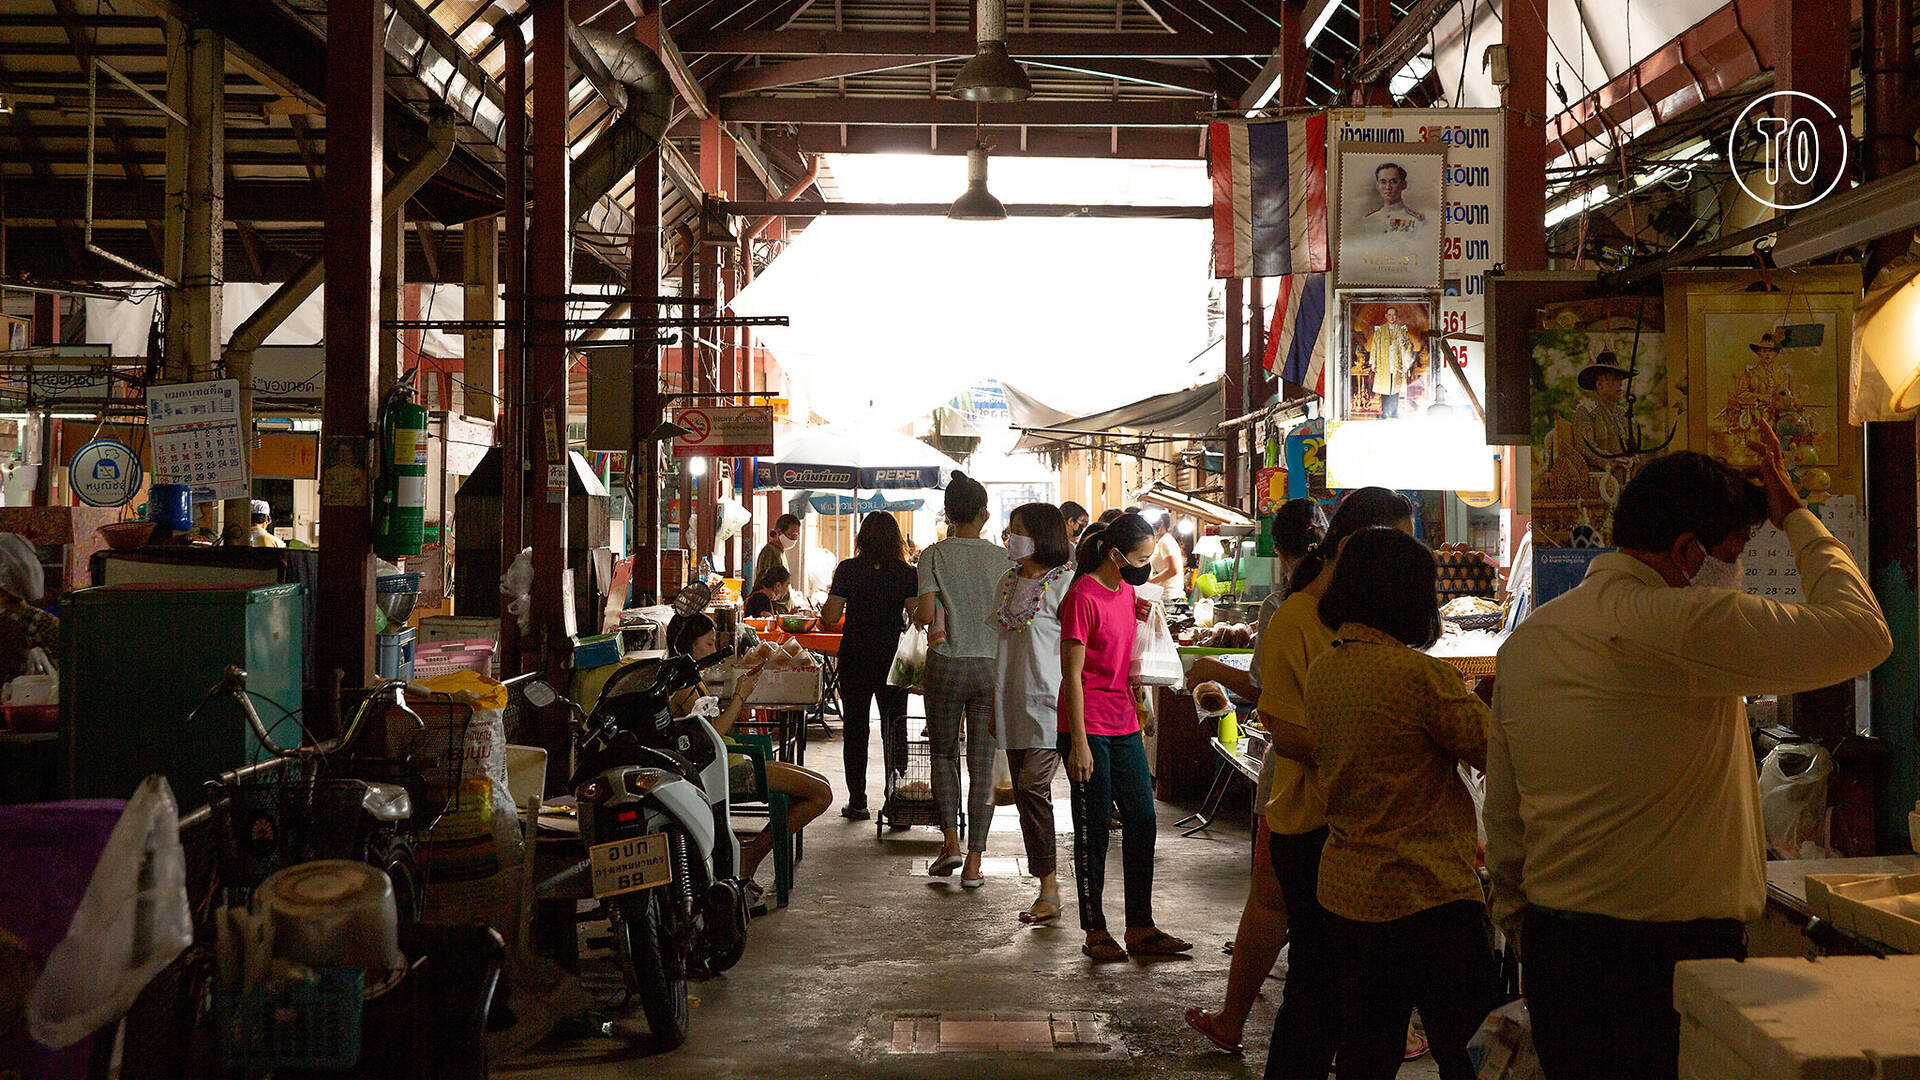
[
  {"x1": 688, "y1": 456, "x2": 709, "y2": 478},
  {"x1": 950, "y1": 0, "x2": 1032, "y2": 102},
  {"x1": 1861, "y1": 265, "x2": 1920, "y2": 412},
  {"x1": 948, "y1": 145, "x2": 1007, "y2": 221}
]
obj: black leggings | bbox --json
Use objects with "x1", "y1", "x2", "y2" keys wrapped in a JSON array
[{"x1": 840, "y1": 681, "x2": 908, "y2": 810}]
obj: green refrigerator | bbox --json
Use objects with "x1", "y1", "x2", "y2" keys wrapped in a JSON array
[{"x1": 62, "y1": 583, "x2": 304, "y2": 809}]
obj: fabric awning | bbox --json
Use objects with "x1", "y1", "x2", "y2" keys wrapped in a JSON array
[
  {"x1": 1129, "y1": 480, "x2": 1256, "y2": 529},
  {"x1": 1011, "y1": 381, "x2": 1222, "y2": 453}
]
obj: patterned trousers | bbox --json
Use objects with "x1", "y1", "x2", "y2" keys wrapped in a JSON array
[{"x1": 925, "y1": 651, "x2": 997, "y2": 850}]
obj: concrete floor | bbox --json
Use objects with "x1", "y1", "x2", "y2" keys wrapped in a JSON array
[{"x1": 497, "y1": 724, "x2": 1444, "y2": 1079}]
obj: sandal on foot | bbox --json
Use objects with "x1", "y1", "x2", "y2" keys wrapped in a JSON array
[
  {"x1": 1125, "y1": 929, "x2": 1194, "y2": 956},
  {"x1": 1081, "y1": 933, "x2": 1128, "y2": 963},
  {"x1": 961, "y1": 872, "x2": 985, "y2": 889},
  {"x1": 1183, "y1": 1008, "x2": 1245, "y2": 1056},
  {"x1": 1403, "y1": 1032, "x2": 1429, "y2": 1062},
  {"x1": 1019, "y1": 894, "x2": 1062, "y2": 924},
  {"x1": 928, "y1": 853, "x2": 964, "y2": 876}
]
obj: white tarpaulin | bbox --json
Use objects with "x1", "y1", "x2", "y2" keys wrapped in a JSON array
[
  {"x1": 84, "y1": 282, "x2": 474, "y2": 359},
  {"x1": 728, "y1": 216, "x2": 1216, "y2": 429}
]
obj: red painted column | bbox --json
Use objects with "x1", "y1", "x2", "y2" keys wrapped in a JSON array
[
  {"x1": 529, "y1": 0, "x2": 572, "y2": 678},
  {"x1": 317, "y1": 0, "x2": 384, "y2": 688},
  {"x1": 494, "y1": 13, "x2": 527, "y2": 674},
  {"x1": 1501, "y1": 0, "x2": 1548, "y2": 273},
  {"x1": 1774, "y1": 0, "x2": 1853, "y2": 210},
  {"x1": 1355, "y1": 0, "x2": 1396, "y2": 105},
  {"x1": 632, "y1": 149, "x2": 663, "y2": 606}
]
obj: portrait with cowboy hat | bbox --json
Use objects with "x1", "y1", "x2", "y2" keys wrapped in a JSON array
[
  {"x1": 1577, "y1": 352, "x2": 1635, "y2": 392},
  {"x1": 1749, "y1": 330, "x2": 1785, "y2": 355}
]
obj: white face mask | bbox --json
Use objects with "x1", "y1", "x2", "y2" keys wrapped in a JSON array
[
  {"x1": 1006, "y1": 534, "x2": 1036, "y2": 562},
  {"x1": 1689, "y1": 542, "x2": 1746, "y2": 590},
  {"x1": 777, "y1": 532, "x2": 797, "y2": 550}
]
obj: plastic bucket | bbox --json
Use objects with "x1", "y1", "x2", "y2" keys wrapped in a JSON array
[{"x1": 148, "y1": 483, "x2": 193, "y2": 531}]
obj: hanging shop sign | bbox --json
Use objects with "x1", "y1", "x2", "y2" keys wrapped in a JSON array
[
  {"x1": 671, "y1": 406, "x2": 775, "y2": 459},
  {"x1": 806, "y1": 492, "x2": 927, "y2": 516},
  {"x1": 1320, "y1": 108, "x2": 1504, "y2": 492},
  {"x1": 67, "y1": 438, "x2": 143, "y2": 508},
  {"x1": 751, "y1": 461, "x2": 944, "y2": 492},
  {"x1": 147, "y1": 378, "x2": 248, "y2": 501},
  {"x1": 250, "y1": 346, "x2": 326, "y2": 402}
]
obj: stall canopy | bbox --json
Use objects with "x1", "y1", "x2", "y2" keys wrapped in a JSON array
[
  {"x1": 754, "y1": 423, "x2": 963, "y2": 491},
  {"x1": 1130, "y1": 481, "x2": 1256, "y2": 529},
  {"x1": 1009, "y1": 381, "x2": 1223, "y2": 454}
]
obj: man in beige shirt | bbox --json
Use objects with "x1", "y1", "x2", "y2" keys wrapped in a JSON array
[{"x1": 1488, "y1": 430, "x2": 1891, "y2": 1080}]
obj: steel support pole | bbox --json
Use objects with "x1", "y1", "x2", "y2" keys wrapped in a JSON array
[
  {"x1": 379, "y1": 207, "x2": 405, "y2": 394},
  {"x1": 1863, "y1": 0, "x2": 1918, "y2": 851},
  {"x1": 530, "y1": 0, "x2": 572, "y2": 689},
  {"x1": 317, "y1": 0, "x2": 383, "y2": 688},
  {"x1": 1249, "y1": 275, "x2": 1267, "y2": 411},
  {"x1": 1774, "y1": 0, "x2": 1853, "y2": 210},
  {"x1": 1224, "y1": 277, "x2": 1244, "y2": 509},
  {"x1": 1502, "y1": 0, "x2": 1548, "y2": 274},
  {"x1": 494, "y1": 14, "x2": 527, "y2": 674},
  {"x1": 1355, "y1": 0, "x2": 1394, "y2": 105},
  {"x1": 632, "y1": 151, "x2": 663, "y2": 605}
]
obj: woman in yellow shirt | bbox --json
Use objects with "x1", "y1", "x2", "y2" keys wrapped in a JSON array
[
  {"x1": 1184, "y1": 489, "x2": 1413, "y2": 1069},
  {"x1": 1291, "y1": 527, "x2": 1497, "y2": 1080}
]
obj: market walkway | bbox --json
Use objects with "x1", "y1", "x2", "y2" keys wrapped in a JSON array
[{"x1": 499, "y1": 728, "x2": 1445, "y2": 1079}]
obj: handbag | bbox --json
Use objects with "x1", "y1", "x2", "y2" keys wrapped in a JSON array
[{"x1": 1129, "y1": 604, "x2": 1184, "y2": 688}]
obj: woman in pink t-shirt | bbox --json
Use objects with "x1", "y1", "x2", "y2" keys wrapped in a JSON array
[{"x1": 1059, "y1": 512, "x2": 1194, "y2": 962}]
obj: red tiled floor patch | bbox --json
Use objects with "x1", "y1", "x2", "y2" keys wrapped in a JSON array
[{"x1": 888, "y1": 1012, "x2": 1116, "y2": 1054}]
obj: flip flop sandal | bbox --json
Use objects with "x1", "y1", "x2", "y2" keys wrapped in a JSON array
[
  {"x1": 1081, "y1": 934, "x2": 1128, "y2": 963},
  {"x1": 1183, "y1": 1008, "x2": 1245, "y2": 1056},
  {"x1": 1403, "y1": 1033, "x2": 1429, "y2": 1062},
  {"x1": 928, "y1": 853, "x2": 965, "y2": 876},
  {"x1": 961, "y1": 873, "x2": 986, "y2": 889},
  {"x1": 1125, "y1": 929, "x2": 1194, "y2": 956},
  {"x1": 1019, "y1": 894, "x2": 1061, "y2": 924}
]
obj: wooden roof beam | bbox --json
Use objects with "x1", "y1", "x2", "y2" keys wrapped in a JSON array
[
  {"x1": 1026, "y1": 58, "x2": 1227, "y2": 96},
  {"x1": 717, "y1": 96, "x2": 1204, "y2": 126},
  {"x1": 712, "y1": 53, "x2": 947, "y2": 95}
]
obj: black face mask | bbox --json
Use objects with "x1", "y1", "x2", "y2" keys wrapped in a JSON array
[{"x1": 1113, "y1": 551, "x2": 1152, "y2": 587}]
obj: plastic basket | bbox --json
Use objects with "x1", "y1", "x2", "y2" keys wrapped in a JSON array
[
  {"x1": 412, "y1": 640, "x2": 497, "y2": 680},
  {"x1": 216, "y1": 966, "x2": 364, "y2": 1069}
]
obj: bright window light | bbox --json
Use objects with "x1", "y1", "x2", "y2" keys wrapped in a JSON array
[
  {"x1": 823, "y1": 154, "x2": 1209, "y2": 206},
  {"x1": 688, "y1": 456, "x2": 708, "y2": 477},
  {"x1": 1544, "y1": 183, "x2": 1612, "y2": 228}
]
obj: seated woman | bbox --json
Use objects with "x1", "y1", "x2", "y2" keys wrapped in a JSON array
[
  {"x1": 743, "y1": 564, "x2": 791, "y2": 619},
  {"x1": 666, "y1": 612, "x2": 832, "y2": 898}
]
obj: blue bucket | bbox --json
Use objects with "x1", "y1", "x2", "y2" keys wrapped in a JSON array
[{"x1": 147, "y1": 483, "x2": 193, "y2": 531}]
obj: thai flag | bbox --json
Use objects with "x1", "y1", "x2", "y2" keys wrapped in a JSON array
[
  {"x1": 1210, "y1": 114, "x2": 1329, "y2": 279},
  {"x1": 1267, "y1": 273, "x2": 1328, "y2": 396}
]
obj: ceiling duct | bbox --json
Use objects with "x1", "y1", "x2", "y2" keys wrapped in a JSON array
[
  {"x1": 569, "y1": 28, "x2": 675, "y2": 218},
  {"x1": 950, "y1": 0, "x2": 1033, "y2": 102}
]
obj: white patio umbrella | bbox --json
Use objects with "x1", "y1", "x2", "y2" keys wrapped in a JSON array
[{"x1": 757, "y1": 423, "x2": 963, "y2": 491}]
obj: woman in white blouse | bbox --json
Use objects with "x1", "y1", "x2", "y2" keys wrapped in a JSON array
[{"x1": 990, "y1": 502, "x2": 1078, "y2": 925}]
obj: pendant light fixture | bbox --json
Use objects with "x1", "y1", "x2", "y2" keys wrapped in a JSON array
[
  {"x1": 948, "y1": 143, "x2": 1007, "y2": 221},
  {"x1": 950, "y1": 0, "x2": 1032, "y2": 102}
]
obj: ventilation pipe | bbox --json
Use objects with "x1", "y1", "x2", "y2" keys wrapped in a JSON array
[
  {"x1": 569, "y1": 28, "x2": 674, "y2": 219},
  {"x1": 218, "y1": 112, "x2": 459, "y2": 543},
  {"x1": 742, "y1": 155, "x2": 823, "y2": 246}
]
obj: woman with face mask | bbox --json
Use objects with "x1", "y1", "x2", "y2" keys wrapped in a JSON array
[
  {"x1": 1059, "y1": 512, "x2": 1192, "y2": 962},
  {"x1": 990, "y1": 502, "x2": 1077, "y2": 924}
]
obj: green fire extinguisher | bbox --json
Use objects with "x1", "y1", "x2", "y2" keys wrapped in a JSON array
[{"x1": 374, "y1": 378, "x2": 429, "y2": 557}]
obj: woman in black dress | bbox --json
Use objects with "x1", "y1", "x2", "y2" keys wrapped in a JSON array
[{"x1": 820, "y1": 512, "x2": 919, "y2": 820}]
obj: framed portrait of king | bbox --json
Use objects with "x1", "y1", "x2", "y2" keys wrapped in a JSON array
[{"x1": 1330, "y1": 141, "x2": 1446, "y2": 290}]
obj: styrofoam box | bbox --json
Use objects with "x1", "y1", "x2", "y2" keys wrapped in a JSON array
[
  {"x1": 1805, "y1": 872, "x2": 1920, "y2": 954},
  {"x1": 747, "y1": 667, "x2": 822, "y2": 706},
  {"x1": 1675, "y1": 956, "x2": 1920, "y2": 1080}
]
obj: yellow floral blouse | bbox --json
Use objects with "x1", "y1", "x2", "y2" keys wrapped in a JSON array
[{"x1": 1304, "y1": 622, "x2": 1489, "y2": 923}]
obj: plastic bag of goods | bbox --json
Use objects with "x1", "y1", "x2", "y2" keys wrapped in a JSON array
[
  {"x1": 1760, "y1": 741, "x2": 1835, "y2": 860},
  {"x1": 1469, "y1": 999, "x2": 1545, "y2": 1080},
  {"x1": 411, "y1": 673, "x2": 525, "y2": 929}
]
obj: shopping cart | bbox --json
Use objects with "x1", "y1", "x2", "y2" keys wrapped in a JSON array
[{"x1": 875, "y1": 716, "x2": 963, "y2": 838}]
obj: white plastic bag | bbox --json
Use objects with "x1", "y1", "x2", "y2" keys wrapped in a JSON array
[
  {"x1": 1760, "y1": 741, "x2": 1834, "y2": 859},
  {"x1": 1469, "y1": 999, "x2": 1544, "y2": 1080},
  {"x1": 500, "y1": 546, "x2": 535, "y2": 634},
  {"x1": 888, "y1": 625, "x2": 928, "y2": 689},
  {"x1": 2, "y1": 646, "x2": 58, "y2": 705},
  {"x1": 27, "y1": 775, "x2": 192, "y2": 1049},
  {"x1": 991, "y1": 748, "x2": 1016, "y2": 807},
  {"x1": 1130, "y1": 603, "x2": 1184, "y2": 688}
]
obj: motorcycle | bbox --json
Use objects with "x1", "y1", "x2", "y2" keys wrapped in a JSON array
[{"x1": 526, "y1": 646, "x2": 750, "y2": 1050}]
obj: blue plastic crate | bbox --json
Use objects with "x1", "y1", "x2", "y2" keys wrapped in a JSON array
[{"x1": 216, "y1": 967, "x2": 364, "y2": 1070}]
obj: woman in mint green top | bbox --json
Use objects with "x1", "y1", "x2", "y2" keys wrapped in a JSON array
[{"x1": 914, "y1": 472, "x2": 1008, "y2": 885}]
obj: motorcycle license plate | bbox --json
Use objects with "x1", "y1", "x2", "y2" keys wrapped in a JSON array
[{"x1": 588, "y1": 832, "x2": 671, "y2": 899}]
